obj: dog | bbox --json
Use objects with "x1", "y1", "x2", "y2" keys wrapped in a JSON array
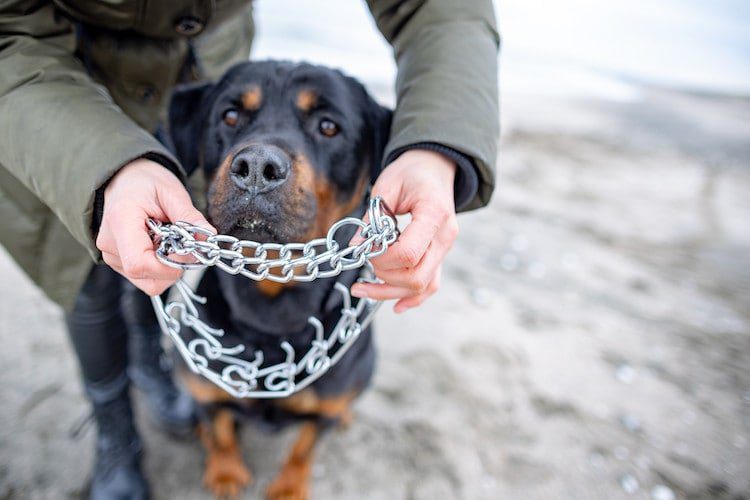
[{"x1": 168, "y1": 60, "x2": 392, "y2": 499}]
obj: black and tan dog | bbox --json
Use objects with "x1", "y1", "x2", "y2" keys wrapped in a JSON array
[{"x1": 168, "y1": 60, "x2": 391, "y2": 498}]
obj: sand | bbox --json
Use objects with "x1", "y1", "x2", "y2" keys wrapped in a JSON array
[{"x1": 1, "y1": 87, "x2": 748, "y2": 499}]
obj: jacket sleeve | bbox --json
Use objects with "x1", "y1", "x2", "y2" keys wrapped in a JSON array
[
  {"x1": 0, "y1": 0, "x2": 181, "y2": 259},
  {"x1": 366, "y1": 0, "x2": 500, "y2": 211}
]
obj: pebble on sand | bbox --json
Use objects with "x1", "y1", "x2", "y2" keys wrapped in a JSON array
[
  {"x1": 651, "y1": 484, "x2": 676, "y2": 500},
  {"x1": 500, "y1": 253, "x2": 520, "y2": 271},
  {"x1": 510, "y1": 234, "x2": 529, "y2": 252},
  {"x1": 470, "y1": 287, "x2": 492, "y2": 308},
  {"x1": 618, "y1": 414, "x2": 642, "y2": 433},
  {"x1": 620, "y1": 473, "x2": 640, "y2": 494},
  {"x1": 615, "y1": 363, "x2": 636, "y2": 384},
  {"x1": 613, "y1": 446, "x2": 630, "y2": 461},
  {"x1": 527, "y1": 261, "x2": 547, "y2": 279}
]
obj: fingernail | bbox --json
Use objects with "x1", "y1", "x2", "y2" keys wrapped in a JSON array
[
  {"x1": 350, "y1": 287, "x2": 368, "y2": 299},
  {"x1": 394, "y1": 304, "x2": 407, "y2": 314}
]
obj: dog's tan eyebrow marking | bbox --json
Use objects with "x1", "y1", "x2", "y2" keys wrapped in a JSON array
[
  {"x1": 241, "y1": 85, "x2": 262, "y2": 111},
  {"x1": 296, "y1": 89, "x2": 318, "y2": 112}
]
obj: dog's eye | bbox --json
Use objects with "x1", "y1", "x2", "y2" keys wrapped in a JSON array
[
  {"x1": 222, "y1": 108, "x2": 239, "y2": 127},
  {"x1": 318, "y1": 118, "x2": 340, "y2": 137}
]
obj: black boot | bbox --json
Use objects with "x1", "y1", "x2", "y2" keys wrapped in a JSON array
[
  {"x1": 87, "y1": 373, "x2": 150, "y2": 500},
  {"x1": 128, "y1": 324, "x2": 196, "y2": 438}
]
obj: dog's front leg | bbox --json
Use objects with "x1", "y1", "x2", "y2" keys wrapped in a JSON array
[
  {"x1": 200, "y1": 408, "x2": 253, "y2": 498},
  {"x1": 266, "y1": 392, "x2": 355, "y2": 500},
  {"x1": 265, "y1": 421, "x2": 319, "y2": 500}
]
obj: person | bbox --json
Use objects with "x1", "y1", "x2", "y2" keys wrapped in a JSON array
[{"x1": 0, "y1": 1, "x2": 499, "y2": 498}]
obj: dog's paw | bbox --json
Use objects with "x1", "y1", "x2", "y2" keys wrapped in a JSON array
[
  {"x1": 265, "y1": 465, "x2": 310, "y2": 500},
  {"x1": 203, "y1": 450, "x2": 253, "y2": 499}
]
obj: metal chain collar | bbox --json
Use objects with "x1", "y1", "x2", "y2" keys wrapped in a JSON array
[{"x1": 147, "y1": 198, "x2": 399, "y2": 399}]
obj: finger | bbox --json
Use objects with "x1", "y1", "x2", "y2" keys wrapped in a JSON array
[
  {"x1": 394, "y1": 267, "x2": 441, "y2": 313},
  {"x1": 103, "y1": 251, "x2": 176, "y2": 295},
  {"x1": 372, "y1": 235, "x2": 450, "y2": 291},
  {"x1": 114, "y1": 212, "x2": 184, "y2": 282},
  {"x1": 95, "y1": 227, "x2": 115, "y2": 255},
  {"x1": 157, "y1": 181, "x2": 215, "y2": 233},
  {"x1": 370, "y1": 202, "x2": 449, "y2": 271},
  {"x1": 101, "y1": 251, "x2": 122, "y2": 270},
  {"x1": 351, "y1": 221, "x2": 452, "y2": 299},
  {"x1": 128, "y1": 277, "x2": 177, "y2": 296},
  {"x1": 350, "y1": 282, "x2": 416, "y2": 301},
  {"x1": 110, "y1": 234, "x2": 197, "y2": 271},
  {"x1": 348, "y1": 181, "x2": 402, "y2": 247},
  {"x1": 350, "y1": 266, "x2": 442, "y2": 304},
  {"x1": 349, "y1": 211, "x2": 370, "y2": 247}
]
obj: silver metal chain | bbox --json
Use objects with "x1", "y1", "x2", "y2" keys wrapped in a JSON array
[{"x1": 147, "y1": 198, "x2": 399, "y2": 399}]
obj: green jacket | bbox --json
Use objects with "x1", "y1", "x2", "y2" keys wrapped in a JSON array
[{"x1": 0, "y1": 0, "x2": 499, "y2": 310}]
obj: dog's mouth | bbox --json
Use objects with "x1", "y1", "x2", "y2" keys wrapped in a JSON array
[
  {"x1": 236, "y1": 217, "x2": 271, "y2": 234},
  {"x1": 208, "y1": 191, "x2": 317, "y2": 245},
  {"x1": 231, "y1": 216, "x2": 283, "y2": 243}
]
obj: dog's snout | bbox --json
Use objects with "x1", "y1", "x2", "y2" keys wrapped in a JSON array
[{"x1": 229, "y1": 145, "x2": 291, "y2": 193}]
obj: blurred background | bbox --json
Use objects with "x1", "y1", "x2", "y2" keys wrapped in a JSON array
[{"x1": 1, "y1": 1, "x2": 748, "y2": 499}]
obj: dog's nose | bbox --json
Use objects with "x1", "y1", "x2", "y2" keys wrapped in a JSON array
[{"x1": 229, "y1": 145, "x2": 291, "y2": 193}]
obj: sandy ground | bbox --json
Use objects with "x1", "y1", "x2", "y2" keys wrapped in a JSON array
[{"x1": 1, "y1": 87, "x2": 749, "y2": 500}]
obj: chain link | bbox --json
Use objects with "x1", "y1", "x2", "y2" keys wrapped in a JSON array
[{"x1": 148, "y1": 198, "x2": 399, "y2": 398}]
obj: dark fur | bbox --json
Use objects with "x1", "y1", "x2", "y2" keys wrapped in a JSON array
[{"x1": 168, "y1": 60, "x2": 391, "y2": 497}]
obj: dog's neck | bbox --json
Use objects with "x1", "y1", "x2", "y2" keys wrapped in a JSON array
[{"x1": 194, "y1": 219, "x2": 362, "y2": 340}]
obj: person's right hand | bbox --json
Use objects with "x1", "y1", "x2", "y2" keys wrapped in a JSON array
[{"x1": 96, "y1": 158, "x2": 214, "y2": 296}]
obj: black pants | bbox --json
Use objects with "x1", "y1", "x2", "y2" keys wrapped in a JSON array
[{"x1": 65, "y1": 264, "x2": 158, "y2": 385}]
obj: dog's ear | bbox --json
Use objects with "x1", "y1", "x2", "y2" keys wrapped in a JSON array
[
  {"x1": 342, "y1": 75, "x2": 393, "y2": 184},
  {"x1": 168, "y1": 82, "x2": 215, "y2": 176},
  {"x1": 367, "y1": 102, "x2": 393, "y2": 184}
]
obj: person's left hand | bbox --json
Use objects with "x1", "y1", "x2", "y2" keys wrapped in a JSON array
[{"x1": 350, "y1": 149, "x2": 459, "y2": 313}]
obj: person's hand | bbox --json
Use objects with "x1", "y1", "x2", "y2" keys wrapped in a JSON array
[
  {"x1": 96, "y1": 158, "x2": 214, "y2": 296},
  {"x1": 350, "y1": 149, "x2": 459, "y2": 313}
]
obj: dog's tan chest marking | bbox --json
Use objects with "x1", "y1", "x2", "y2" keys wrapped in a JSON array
[{"x1": 254, "y1": 247, "x2": 294, "y2": 298}]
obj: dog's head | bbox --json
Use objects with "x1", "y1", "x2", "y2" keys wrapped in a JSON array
[{"x1": 169, "y1": 60, "x2": 391, "y2": 244}]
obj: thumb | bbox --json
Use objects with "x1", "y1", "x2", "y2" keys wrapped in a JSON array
[
  {"x1": 350, "y1": 177, "x2": 402, "y2": 246},
  {"x1": 370, "y1": 177, "x2": 403, "y2": 215},
  {"x1": 157, "y1": 182, "x2": 216, "y2": 233}
]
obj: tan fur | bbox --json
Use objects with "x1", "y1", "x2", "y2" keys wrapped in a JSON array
[
  {"x1": 296, "y1": 89, "x2": 317, "y2": 112},
  {"x1": 241, "y1": 86, "x2": 263, "y2": 111},
  {"x1": 266, "y1": 391, "x2": 356, "y2": 499},
  {"x1": 200, "y1": 410, "x2": 253, "y2": 498},
  {"x1": 182, "y1": 371, "x2": 234, "y2": 405},
  {"x1": 185, "y1": 375, "x2": 357, "y2": 499}
]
